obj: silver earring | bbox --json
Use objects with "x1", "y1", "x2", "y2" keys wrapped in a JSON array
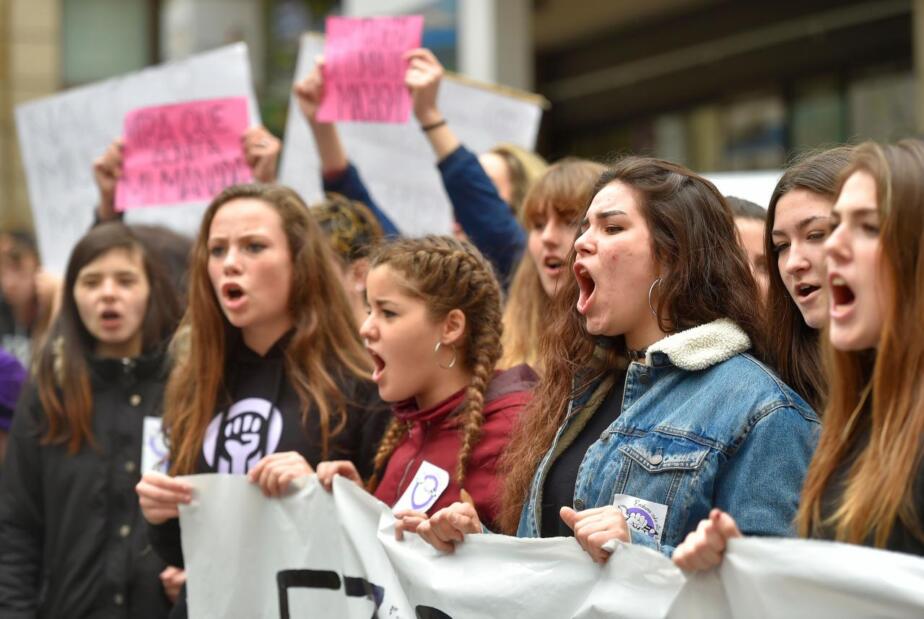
[
  {"x1": 648, "y1": 278, "x2": 662, "y2": 318},
  {"x1": 434, "y1": 341, "x2": 457, "y2": 369}
]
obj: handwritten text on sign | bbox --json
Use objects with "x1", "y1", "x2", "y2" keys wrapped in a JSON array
[
  {"x1": 317, "y1": 16, "x2": 424, "y2": 124},
  {"x1": 116, "y1": 97, "x2": 252, "y2": 210}
]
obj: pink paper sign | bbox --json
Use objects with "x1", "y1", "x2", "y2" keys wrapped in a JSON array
[
  {"x1": 115, "y1": 97, "x2": 252, "y2": 210},
  {"x1": 317, "y1": 15, "x2": 424, "y2": 124}
]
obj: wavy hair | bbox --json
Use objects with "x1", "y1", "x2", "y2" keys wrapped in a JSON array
[
  {"x1": 165, "y1": 184, "x2": 372, "y2": 475},
  {"x1": 797, "y1": 139, "x2": 924, "y2": 547},
  {"x1": 36, "y1": 222, "x2": 181, "y2": 452},
  {"x1": 366, "y1": 236, "x2": 503, "y2": 487},
  {"x1": 499, "y1": 158, "x2": 605, "y2": 370},
  {"x1": 763, "y1": 146, "x2": 853, "y2": 411},
  {"x1": 498, "y1": 156, "x2": 763, "y2": 533}
]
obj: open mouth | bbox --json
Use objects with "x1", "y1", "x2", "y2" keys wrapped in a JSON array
[
  {"x1": 830, "y1": 276, "x2": 855, "y2": 309},
  {"x1": 368, "y1": 348, "x2": 386, "y2": 381},
  {"x1": 796, "y1": 283, "x2": 821, "y2": 300},
  {"x1": 543, "y1": 256, "x2": 565, "y2": 275},
  {"x1": 574, "y1": 263, "x2": 596, "y2": 315},
  {"x1": 99, "y1": 309, "x2": 122, "y2": 326},
  {"x1": 221, "y1": 283, "x2": 245, "y2": 302}
]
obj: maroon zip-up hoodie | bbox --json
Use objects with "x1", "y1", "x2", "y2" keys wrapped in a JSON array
[{"x1": 373, "y1": 364, "x2": 537, "y2": 529}]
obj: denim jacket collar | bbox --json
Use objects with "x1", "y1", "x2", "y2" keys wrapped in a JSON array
[{"x1": 644, "y1": 318, "x2": 750, "y2": 370}]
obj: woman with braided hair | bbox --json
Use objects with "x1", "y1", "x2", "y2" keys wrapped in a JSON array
[{"x1": 317, "y1": 236, "x2": 537, "y2": 530}]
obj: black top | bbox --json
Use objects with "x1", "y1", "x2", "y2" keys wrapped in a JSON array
[
  {"x1": 193, "y1": 331, "x2": 388, "y2": 478},
  {"x1": 817, "y1": 417, "x2": 924, "y2": 556},
  {"x1": 148, "y1": 332, "x2": 390, "y2": 619},
  {"x1": 540, "y1": 373, "x2": 626, "y2": 538},
  {"x1": 0, "y1": 350, "x2": 173, "y2": 619}
]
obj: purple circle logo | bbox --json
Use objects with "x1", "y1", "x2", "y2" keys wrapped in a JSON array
[{"x1": 410, "y1": 474, "x2": 439, "y2": 510}]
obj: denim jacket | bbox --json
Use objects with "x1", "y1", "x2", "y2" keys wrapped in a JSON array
[{"x1": 516, "y1": 319, "x2": 820, "y2": 556}]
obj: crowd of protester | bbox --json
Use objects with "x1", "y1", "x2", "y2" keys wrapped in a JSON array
[{"x1": 1, "y1": 46, "x2": 923, "y2": 617}]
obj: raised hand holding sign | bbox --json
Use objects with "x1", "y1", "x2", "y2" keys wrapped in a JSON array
[
  {"x1": 316, "y1": 16, "x2": 424, "y2": 123},
  {"x1": 115, "y1": 96, "x2": 252, "y2": 210}
]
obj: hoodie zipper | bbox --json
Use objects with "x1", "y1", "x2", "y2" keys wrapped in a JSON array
[{"x1": 394, "y1": 420, "x2": 429, "y2": 504}]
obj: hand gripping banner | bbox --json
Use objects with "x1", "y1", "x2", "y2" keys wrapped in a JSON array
[{"x1": 179, "y1": 475, "x2": 924, "y2": 618}]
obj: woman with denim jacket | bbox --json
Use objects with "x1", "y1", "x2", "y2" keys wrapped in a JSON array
[
  {"x1": 674, "y1": 140, "x2": 924, "y2": 570},
  {"x1": 413, "y1": 156, "x2": 820, "y2": 562}
]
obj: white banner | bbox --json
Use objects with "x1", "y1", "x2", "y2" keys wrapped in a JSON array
[
  {"x1": 179, "y1": 475, "x2": 924, "y2": 619},
  {"x1": 15, "y1": 43, "x2": 260, "y2": 275},
  {"x1": 278, "y1": 34, "x2": 545, "y2": 238}
]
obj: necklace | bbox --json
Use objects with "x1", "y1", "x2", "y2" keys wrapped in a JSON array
[{"x1": 627, "y1": 348, "x2": 647, "y2": 363}]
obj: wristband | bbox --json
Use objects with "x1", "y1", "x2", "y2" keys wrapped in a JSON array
[{"x1": 421, "y1": 119, "x2": 447, "y2": 132}]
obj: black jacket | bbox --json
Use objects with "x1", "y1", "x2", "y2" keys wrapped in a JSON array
[
  {"x1": 148, "y1": 333, "x2": 390, "y2": 617},
  {"x1": 0, "y1": 350, "x2": 173, "y2": 619}
]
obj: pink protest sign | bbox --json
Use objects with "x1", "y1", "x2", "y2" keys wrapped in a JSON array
[
  {"x1": 115, "y1": 97, "x2": 252, "y2": 210},
  {"x1": 316, "y1": 15, "x2": 424, "y2": 124}
]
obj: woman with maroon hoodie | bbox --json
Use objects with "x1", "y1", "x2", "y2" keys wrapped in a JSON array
[{"x1": 317, "y1": 236, "x2": 536, "y2": 529}]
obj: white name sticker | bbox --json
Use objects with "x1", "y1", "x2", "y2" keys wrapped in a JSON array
[
  {"x1": 613, "y1": 494, "x2": 669, "y2": 543},
  {"x1": 392, "y1": 460, "x2": 450, "y2": 514},
  {"x1": 142, "y1": 416, "x2": 169, "y2": 473}
]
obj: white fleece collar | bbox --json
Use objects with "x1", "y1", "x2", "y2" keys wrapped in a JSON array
[{"x1": 644, "y1": 318, "x2": 750, "y2": 371}]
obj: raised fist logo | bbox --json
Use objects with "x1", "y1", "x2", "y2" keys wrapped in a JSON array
[{"x1": 202, "y1": 398, "x2": 283, "y2": 474}]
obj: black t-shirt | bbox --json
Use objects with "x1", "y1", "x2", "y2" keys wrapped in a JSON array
[
  {"x1": 540, "y1": 372, "x2": 626, "y2": 538},
  {"x1": 818, "y1": 417, "x2": 924, "y2": 556}
]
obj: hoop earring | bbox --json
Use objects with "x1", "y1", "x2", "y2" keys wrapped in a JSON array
[
  {"x1": 648, "y1": 278, "x2": 662, "y2": 318},
  {"x1": 434, "y1": 341, "x2": 457, "y2": 370}
]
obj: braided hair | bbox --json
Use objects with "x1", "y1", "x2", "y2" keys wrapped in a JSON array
[{"x1": 366, "y1": 235, "x2": 503, "y2": 488}]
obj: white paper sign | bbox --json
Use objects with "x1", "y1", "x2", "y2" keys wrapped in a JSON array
[
  {"x1": 15, "y1": 43, "x2": 261, "y2": 275},
  {"x1": 179, "y1": 475, "x2": 924, "y2": 619},
  {"x1": 278, "y1": 34, "x2": 544, "y2": 237},
  {"x1": 141, "y1": 416, "x2": 169, "y2": 473},
  {"x1": 391, "y1": 460, "x2": 450, "y2": 514}
]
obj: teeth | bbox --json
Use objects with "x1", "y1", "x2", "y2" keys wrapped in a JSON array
[{"x1": 831, "y1": 276, "x2": 846, "y2": 286}]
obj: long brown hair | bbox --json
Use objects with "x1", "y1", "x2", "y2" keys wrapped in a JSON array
[
  {"x1": 797, "y1": 139, "x2": 924, "y2": 547},
  {"x1": 35, "y1": 222, "x2": 181, "y2": 453},
  {"x1": 165, "y1": 184, "x2": 372, "y2": 475},
  {"x1": 498, "y1": 156, "x2": 763, "y2": 533},
  {"x1": 763, "y1": 146, "x2": 853, "y2": 411},
  {"x1": 499, "y1": 158, "x2": 605, "y2": 370},
  {"x1": 367, "y1": 236, "x2": 503, "y2": 487}
]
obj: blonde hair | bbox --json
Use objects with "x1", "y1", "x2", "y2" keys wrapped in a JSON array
[
  {"x1": 499, "y1": 158, "x2": 605, "y2": 370},
  {"x1": 797, "y1": 139, "x2": 924, "y2": 547},
  {"x1": 488, "y1": 143, "x2": 548, "y2": 218},
  {"x1": 367, "y1": 236, "x2": 503, "y2": 486}
]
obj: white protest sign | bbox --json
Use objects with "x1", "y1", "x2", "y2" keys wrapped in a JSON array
[
  {"x1": 179, "y1": 474, "x2": 924, "y2": 618},
  {"x1": 278, "y1": 34, "x2": 545, "y2": 237},
  {"x1": 706, "y1": 170, "x2": 782, "y2": 209},
  {"x1": 15, "y1": 43, "x2": 260, "y2": 274}
]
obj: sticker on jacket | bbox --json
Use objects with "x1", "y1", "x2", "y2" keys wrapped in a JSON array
[
  {"x1": 202, "y1": 397, "x2": 283, "y2": 474},
  {"x1": 142, "y1": 416, "x2": 169, "y2": 473},
  {"x1": 392, "y1": 460, "x2": 450, "y2": 514},
  {"x1": 613, "y1": 494, "x2": 668, "y2": 543}
]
